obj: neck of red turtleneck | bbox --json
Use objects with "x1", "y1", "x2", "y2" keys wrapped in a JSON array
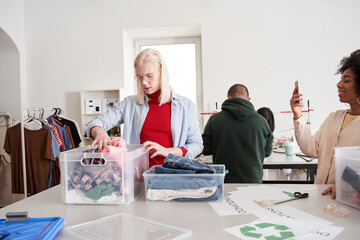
[{"x1": 147, "y1": 89, "x2": 161, "y2": 101}]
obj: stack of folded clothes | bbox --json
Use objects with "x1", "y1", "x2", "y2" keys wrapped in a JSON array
[{"x1": 145, "y1": 154, "x2": 224, "y2": 201}]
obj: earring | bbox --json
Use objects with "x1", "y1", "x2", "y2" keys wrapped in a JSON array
[{"x1": 357, "y1": 97, "x2": 360, "y2": 105}]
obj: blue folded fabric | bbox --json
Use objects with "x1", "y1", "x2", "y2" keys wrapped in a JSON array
[
  {"x1": 153, "y1": 166, "x2": 196, "y2": 174},
  {"x1": 147, "y1": 173, "x2": 222, "y2": 190},
  {"x1": 163, "y1": 154, "x2": 215, "y2": 173}
]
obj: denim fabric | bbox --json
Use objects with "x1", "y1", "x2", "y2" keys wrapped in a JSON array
[
  {"x1": 163, "y1": 154, "x2": 215, "y2": 173},
  {"x1": 84, "y1": 92, "x2": 203, "y2": 159},
  {"x1": 147, "y1": 171, "x2": 222, "y2": 189},
  {"x1": 154, "y1": 166, "x2": 196, "y2": 174}
]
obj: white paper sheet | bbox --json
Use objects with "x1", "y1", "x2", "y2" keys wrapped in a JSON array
[
  {"x1": 233, "y1": 185, "x2": 298, "y2": 201},
  {"x1": 209, "y1": 185, "x2": 319, "y2": 217},
  {"x1": 293, "y1": 225, "x2": 344, "y2": 240},
  {"x1": 208, "y1": 196, "x2": 253, "y2": 216},
  {"x1": 224, "y1": 212, "x2": 340, "y2": 240},
  {"x1": 224, "y1": 215, "x2": 317, "y2": 240}
]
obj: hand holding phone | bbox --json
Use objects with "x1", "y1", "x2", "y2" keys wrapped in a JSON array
[{"x1": 295, "y1": 81, "x2": 300, "y2": 103}]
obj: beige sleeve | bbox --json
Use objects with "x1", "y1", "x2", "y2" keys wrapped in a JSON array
[{"x1": 293, "y1": 116, "x2": 321, "y2": 157}]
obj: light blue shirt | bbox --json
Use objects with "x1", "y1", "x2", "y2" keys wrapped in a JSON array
[{"x1": 85, "y1": 92, "x2": 203, "y2": 159}]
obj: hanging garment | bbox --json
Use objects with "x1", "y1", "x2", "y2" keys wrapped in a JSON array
[
  {"x1": 59, "y1": 116, "x2": 83, "y2": 147},
  {"x1": 49, "y1": 124, "x2": 66, "y2": 152},
  {"x1": 4, "y1": 123, "x2": 53, "y2": 195},
  {"x1": 50, "y1": 116, "x2": 82, "y2": 148},
  {"x1": 43, "y1": 125, "x2": 60, "y2": 189},
  {"x1": 47, "y1": 117, "x2": 72, "y2": 151}
]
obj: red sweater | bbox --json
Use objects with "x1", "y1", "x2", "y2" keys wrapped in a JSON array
[{"x1": 140, "y1": 90, "x2": 186, "y2": 167}]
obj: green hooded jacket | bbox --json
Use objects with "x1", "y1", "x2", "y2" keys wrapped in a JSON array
[{"x1": 202, "y1": 98, "x2": 274, "y2": 183}]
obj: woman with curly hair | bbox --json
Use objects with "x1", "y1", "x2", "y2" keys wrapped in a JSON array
[{"x1": 290, "y1": 49, "x2": 360, "y2": 199}]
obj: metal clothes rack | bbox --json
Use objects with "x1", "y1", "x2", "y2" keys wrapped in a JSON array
[{"x1": 20, "y1": 108, "x2": 62, "y2": 198}]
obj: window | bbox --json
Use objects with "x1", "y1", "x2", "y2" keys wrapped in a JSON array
[{"x1": 135, "y1": 37, "x2": 204, "y2": 129}]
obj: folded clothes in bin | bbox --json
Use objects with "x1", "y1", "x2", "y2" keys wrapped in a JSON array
[
  {"x1": 68, "y1": 161, "x2": 122, "y2": 196},
  {"x1": 144, "y1": 154, "x2": 225, "y2": 202},
  {"x1": 61, "y1": 144, "x2": 148, "y2": 205},
  {"x1": 161, "y1": 154, "x2": 216, "y2": 173}
]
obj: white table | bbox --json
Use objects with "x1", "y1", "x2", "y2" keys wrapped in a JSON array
[
  {"x1": 264, "y1": 152, "x2": 318, "y2": 183},
  {"x1": 0, "y1": 184, "x2": 358, "y2": 239}
]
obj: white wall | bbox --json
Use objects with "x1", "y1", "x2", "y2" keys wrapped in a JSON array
[
  {"x1": 0, "y1": 28, "x2": 20, "y2": 119},
  {"x1": 1, "y1": 0, "x2": 360, "y2": 136},
  {"x1": 0, "y1": 0, "x2": 25, "y2": 206},
  {"x1": 0, "y1": 0, "x2": 24, "y2": 120}
]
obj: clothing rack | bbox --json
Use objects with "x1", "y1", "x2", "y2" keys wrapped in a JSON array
[
  {"x1": 20, "y1": 108, "x2": 63, "y2": 198},
  {"x1": 0, "y1": 112, "x2": 11, "y2": 123}
]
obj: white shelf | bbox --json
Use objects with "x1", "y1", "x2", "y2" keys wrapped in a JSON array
[{"x1": 80, "y1": 89, "x2": 121, "y2": 146}]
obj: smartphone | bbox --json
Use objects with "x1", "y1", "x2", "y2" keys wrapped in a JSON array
[{"x1": 295, "y1": 81, "x2": 300, "y2": 103}]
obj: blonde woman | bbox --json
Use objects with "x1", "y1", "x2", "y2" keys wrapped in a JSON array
[{"x1": 86, "y1": 48, "x2": 203, "y2": 167}]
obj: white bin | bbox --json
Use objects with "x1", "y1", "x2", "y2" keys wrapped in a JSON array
[
  {"x1": 60, "y1": 144, "x2": 149, "y2": 205},
  {"x1": 335, "y1": 146, "x2": 360, "y2": 209}
]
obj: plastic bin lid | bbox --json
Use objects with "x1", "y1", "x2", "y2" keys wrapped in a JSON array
[
  {"x1": 65, "y1": 213, "x2": 192, "y2": 240},
  {"x1": 0, "y1": 217, "x2": 64, "y2": 240}
]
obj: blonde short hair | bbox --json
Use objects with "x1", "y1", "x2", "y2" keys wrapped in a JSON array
[{"x1": 134, "y1": 48, "x2": 172, "y2": 105}]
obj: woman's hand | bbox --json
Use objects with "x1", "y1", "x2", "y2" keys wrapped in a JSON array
[
  {"x1": 142, "y1": 141, "x2": 183, "y2": 158},
  {"x1": 290, "y1": 86, "x2": 304, "y2": 120},
  {"x1": 321, "y1": 185, "x2": 336, "y2": 199},
  {"x1": 90, "y1": 126, "x2": 112, "y2": 151}
]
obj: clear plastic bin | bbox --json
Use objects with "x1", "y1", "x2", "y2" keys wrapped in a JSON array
[
  {"x1": 143, "y1": 165, "x2": 225, "y2": 202},
  {"x1": 60, "y1": 144, "x2": 148, "y2": 205},
  {"x1": 65, "y1": 213, "x2": 192, "y2": 240},
  {"x1": 334, "y1": 146, "x2": 360, "y2": 209}
]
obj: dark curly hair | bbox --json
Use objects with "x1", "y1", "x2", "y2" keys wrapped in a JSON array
[{"x1": 336, "y1": 49, "x2": 360, "y2": 96}]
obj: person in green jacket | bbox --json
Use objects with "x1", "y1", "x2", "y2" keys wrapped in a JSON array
[{"x1": 202, "y1": 84, "x2": 274, "y2": 183}]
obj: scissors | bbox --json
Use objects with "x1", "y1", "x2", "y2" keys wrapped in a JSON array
[{"x1": 274, "y1": 192, "x2": 309, "y2": 205}]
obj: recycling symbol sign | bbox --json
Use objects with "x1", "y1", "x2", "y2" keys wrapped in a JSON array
[{"x1": 240, "y1": 222, "x2": 295, "y2": 240}]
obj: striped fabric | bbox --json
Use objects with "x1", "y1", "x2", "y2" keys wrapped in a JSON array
[{"x1": 48, "y1": 124, "x2": 63, "y2": 149}]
